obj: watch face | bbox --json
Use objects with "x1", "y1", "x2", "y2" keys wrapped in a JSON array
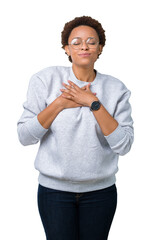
[{"x1": 91, "y1": 101, "x2": 101, "y2": 110}]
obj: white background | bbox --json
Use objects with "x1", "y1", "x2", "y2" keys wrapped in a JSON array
[{"x1": 0, "y1": 0, "x2": 151, "y2": 239}]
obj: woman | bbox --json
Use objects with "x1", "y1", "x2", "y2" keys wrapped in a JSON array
[{"x1": 17, "y1": 16, "x2": 134, "y2": 240}]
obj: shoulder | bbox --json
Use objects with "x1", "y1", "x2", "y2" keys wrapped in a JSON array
[
  {"x1": 30, "y1": 66, "x2": 70, "y2": 87},
  {"x1": 34, "y1": 66, "x2": 70, "y2": 78},
  {"x1": 97, "y1": 71, "x2": 129, "y2": 93}
]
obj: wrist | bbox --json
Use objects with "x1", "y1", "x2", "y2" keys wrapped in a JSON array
[
  {"x1": 87, "y1": 96, "x2": 99, "y2": 107},
  {"x1": 54, "y1": 97, "x2": 64, "y2": 111}
]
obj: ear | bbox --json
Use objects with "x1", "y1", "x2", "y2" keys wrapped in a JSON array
[
  {"x1": 98, "y1": 45, "x2": 103, "y2": 55},
  {"x1": 64, "y1": 45, "x2": 70, "y2": 56}
]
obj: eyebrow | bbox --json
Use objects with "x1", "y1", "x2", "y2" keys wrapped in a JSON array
[{"x1": 71, "y1": 37, "x2": 96, "y2": 40}]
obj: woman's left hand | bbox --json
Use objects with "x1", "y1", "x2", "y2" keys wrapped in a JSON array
[{"x1": 60, "y1": 80, "x2": 98, "y2": 107}]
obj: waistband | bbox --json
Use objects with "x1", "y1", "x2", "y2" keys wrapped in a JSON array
[{"x1": 38, "y1": 173, "x2": 116, "y2": 193}]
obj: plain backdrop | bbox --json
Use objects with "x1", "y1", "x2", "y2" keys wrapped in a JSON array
[{"x1": 0, "y1": 0, "x2": 151, "y2": 239}]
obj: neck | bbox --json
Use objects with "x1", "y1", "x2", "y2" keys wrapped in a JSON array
[{"x1": 72, "y1": 64, "x2": 96, "y2": 82}]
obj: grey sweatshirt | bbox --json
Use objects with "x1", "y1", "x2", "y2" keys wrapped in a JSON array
[{"x1": 17, "y1": 66, "x2": 134, "y2": 193}]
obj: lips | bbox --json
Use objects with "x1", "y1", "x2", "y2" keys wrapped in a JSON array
[{"x1": 78, "y1": 53, "x2": 91, "y2": 57}]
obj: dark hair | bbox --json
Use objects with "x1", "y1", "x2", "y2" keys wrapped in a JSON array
[{"x1": 61, "y1": 16, "x2": 106, "y2": 62}]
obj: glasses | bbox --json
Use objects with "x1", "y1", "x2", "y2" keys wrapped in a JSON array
[{"x1": 69, "y1": 37, "x2": 99, "y2": 50}]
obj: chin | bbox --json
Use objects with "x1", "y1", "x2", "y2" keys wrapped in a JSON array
[
  {"x1": 75, "y1": 61, "x2": 96, "y2": 68},
  {"x1": 72, "y1": 56, "x2": 97, "y2": 67}
]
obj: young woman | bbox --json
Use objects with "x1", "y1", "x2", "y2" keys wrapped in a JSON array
[{"x1": 17, "y1": 16, "x2": 134, "y2": 240}]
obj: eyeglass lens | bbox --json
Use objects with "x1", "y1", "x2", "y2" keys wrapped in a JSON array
[{"x1": 70, "y1": 37, "x2": 98, "y2": 49}]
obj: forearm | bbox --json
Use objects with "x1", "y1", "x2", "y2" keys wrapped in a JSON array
[
  {"x1": 92, "y1": 104, "x2": 118, "y2": 136},
  {"x1": 37, "y1": 98, "x2": 63, "y2": 129},
  {"x1": 59, "y1": 80, "x2": 118, "y2": 136}
]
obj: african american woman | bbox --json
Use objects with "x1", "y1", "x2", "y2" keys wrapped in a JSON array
[{"x1": 17, "y1": 16, "x2": 134, "y2": 240}]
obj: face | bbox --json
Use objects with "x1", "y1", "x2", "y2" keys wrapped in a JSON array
[{"x1": 65, "y1": 25, "x2": 103, "y2": 68}]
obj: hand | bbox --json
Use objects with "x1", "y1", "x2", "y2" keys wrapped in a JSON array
[
  {"x1": 57, "y1": 92, "x2": 83, "y2": 109},
  {"x1": 60, "y1": 80, "x2": 98, "y2": 107}
]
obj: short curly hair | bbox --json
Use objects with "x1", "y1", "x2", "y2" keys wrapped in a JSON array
[{"x1": 61, "y1": 16, "x2": 106, "y2": 62}]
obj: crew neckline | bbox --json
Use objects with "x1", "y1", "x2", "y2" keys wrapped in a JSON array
[{"x1": 69, "y1": 66, "x2": 99, "y2": 86}]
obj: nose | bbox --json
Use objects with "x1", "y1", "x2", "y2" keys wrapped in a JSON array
[{"x1": 81, "y1": 40, "x2": 89, "y2": 50}]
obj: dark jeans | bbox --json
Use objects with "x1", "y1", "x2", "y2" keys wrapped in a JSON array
[{"x1": 37, "y1": 184, "x2": 117, "y2": 240}]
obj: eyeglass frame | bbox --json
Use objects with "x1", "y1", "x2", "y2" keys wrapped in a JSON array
[{"x1": 68, "y1": 37, "x2": 100, "y2": 50}]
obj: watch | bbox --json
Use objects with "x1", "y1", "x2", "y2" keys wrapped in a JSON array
[{"x1": 90, "y1": 100, "x2": 101, "y2": 111}]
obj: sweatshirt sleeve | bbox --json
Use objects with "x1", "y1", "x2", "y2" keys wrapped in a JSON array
[
  {"x1": 104, "y1": 89, "x2": 134, "y2": 156},
  {"x1": 17, "y1": 74, "x2": 49, "y2": 146}
]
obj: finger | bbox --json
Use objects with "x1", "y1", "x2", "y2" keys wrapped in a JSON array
[
  {"x1": 81, "y1": 85, "x2": 87, "y2": 90},
  {"x1": 60, "y1": 88, "x2": 72, "y2": 94},
  {"x1": 60, "y1": 89, "x2": 77, "y2": 98},
  {"x1": 62, "y1": 94, "x2": 73, "y2": 99},
  {"x1": 60, "y1": 88, "x2": 69, "y2": 92},
  {"x1": 61, "y1": 91, "x2": 73, "y2": 97},
  {"x1": 86, "y1": 83, "x2": 91, "y2": 90},
  {"x1": 62, "y1": 83, "x2": 77, "y2": 93},
  {"x1": 62, "y1": 83, "x2": 72, "y2": 90},
  {"x1": 67, "y1": 80, "x2": 80, "y2": 91}
]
